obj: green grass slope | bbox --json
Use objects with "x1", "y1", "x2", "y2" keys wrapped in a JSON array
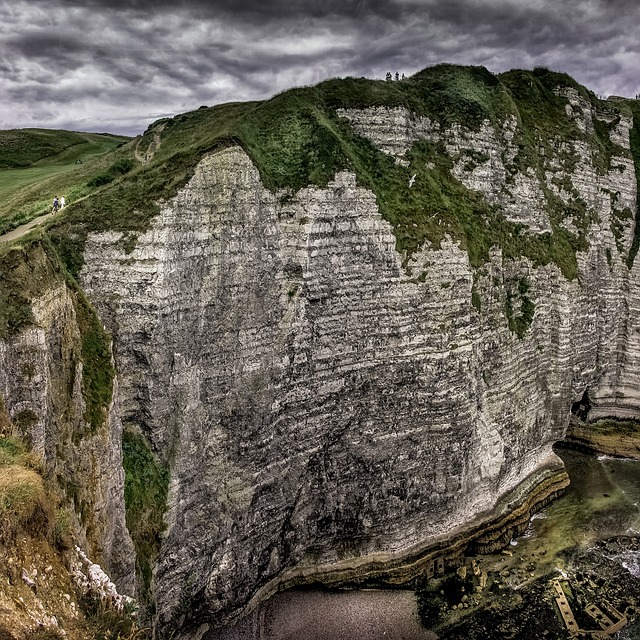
[
  {"x1": 46, "y1": 65, "x2": 638, "y2": 284},
  {"x1": 4, "y1": 65, "x2": 639, "y2": 289},
  {"x1": 0, "y1": 129, "x2": 129, "y2": 234},
  {"x1": 0, "y1": 128, "x2": 93, "y2": 168}
]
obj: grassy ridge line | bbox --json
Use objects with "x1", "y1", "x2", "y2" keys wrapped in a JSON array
[
  {"x1": 46, "y1": 64, "x2": 631, "y2": 284},
  {"x1": 0, "y1": 128, "x2": 90, "y2": 168},
  {"x1": 46, "y1": 68, "x2": 507, "y2": 273}
]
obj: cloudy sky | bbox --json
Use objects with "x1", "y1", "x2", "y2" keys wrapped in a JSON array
[{"x1": 1, "y1": 0, "x2": 639, "y2": 136}]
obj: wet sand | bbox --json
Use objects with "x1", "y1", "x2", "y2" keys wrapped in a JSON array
[{"x1": 208, "y1": 588, "x2": 438, "y2": 640}]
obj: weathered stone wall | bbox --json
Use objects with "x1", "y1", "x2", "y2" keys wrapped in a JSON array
[{"x1": 77, "y1": 90, "x2": 639, "y2": 637}]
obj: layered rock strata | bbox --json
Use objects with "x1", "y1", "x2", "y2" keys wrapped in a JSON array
[
  {"x1": 75, "y1": 88, "x2": 640, "y2": 637},
  {"x1": 563, "y1": 417, "x2": 640, "y2": 459},
  {"x1": 0, "y1": 244, "x2": 135, "y2": 594}
]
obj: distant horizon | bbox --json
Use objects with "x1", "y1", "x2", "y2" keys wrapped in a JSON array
[{"x1": 2, "y1": 0, "x2": 639, "y2": 136}]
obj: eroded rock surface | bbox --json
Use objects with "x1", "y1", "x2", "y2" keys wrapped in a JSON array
[
  {"x1": 0, "y1": 245, "x2": 134, "y2": 595},
  {"x1": 73, "y1": 89, "x2": 640, "y2": 636}
]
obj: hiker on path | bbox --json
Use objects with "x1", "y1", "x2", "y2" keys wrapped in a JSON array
[
  {"x1": 52, "y1": 196, "x2": 59, "y2": 213},
  {"x1": 60, "y1": 196, "x2": 66, "y2": 208}
]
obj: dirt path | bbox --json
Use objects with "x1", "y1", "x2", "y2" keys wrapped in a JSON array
[
  {"x1": 0, "y1": 209, "x2": 60, "y2": 244},
  {"x1": 134, "y1": 122, "x2": 165, "y2": 164}
]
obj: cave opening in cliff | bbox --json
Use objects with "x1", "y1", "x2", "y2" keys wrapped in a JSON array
[{"x1": 570, "y1": 388, "x2": 591, "y2": 421}]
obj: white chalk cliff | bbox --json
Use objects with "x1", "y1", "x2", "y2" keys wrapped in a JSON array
[{"x1": 2, "y1": 76, "x2": 639, "y2": 637}]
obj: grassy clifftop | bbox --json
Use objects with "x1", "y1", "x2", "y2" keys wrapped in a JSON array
[
  {"x1": 3, "y1": 65, "x2": 638, "y2": 284},
  {"x1": 45, "y1": 65, "x2": 638, "y2": 283}
]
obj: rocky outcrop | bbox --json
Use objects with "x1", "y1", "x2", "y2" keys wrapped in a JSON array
[
  {"x1": 0, "y1": 244, "x2": 135, "y2": 595},
  {"x1": 563, "y1": 417, "x2": 640, "y2": 459},
  {"x1": 75, "y1": 83, "x2": 640, "y2": 637},
  {"x1": 2, "y1": 73, "x2": 639, "y2": 638}
]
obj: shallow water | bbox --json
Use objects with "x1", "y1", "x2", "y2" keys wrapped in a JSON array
[
  {"x1": 208, "y1": 449, "x2": 640, "y2": 639},
  {"x1": 508, "y1": 449, "x2": 640, "y2": 571}
]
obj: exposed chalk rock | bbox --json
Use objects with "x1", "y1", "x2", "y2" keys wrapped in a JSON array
[
  {"x1": 2, "y1": 81, "x2": 638, "y2": 638},
  {"x1": 78, "y1": 88, "x2": 639, "y2": 635},
  {"x1": 0, "y1": 247, "x2": 135, "y2": 595}
]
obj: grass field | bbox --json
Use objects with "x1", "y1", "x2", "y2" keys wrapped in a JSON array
[
  {"x1": 0, "y1": 130, "x2": 129, "y2": 234},
  {"x1": 0, "y1": 128, "x2": 94, "y2": 168}
]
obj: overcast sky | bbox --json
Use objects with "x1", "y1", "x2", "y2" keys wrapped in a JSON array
[{"x1": 1, "y1": 0, "x2": 638, "y2": 136}]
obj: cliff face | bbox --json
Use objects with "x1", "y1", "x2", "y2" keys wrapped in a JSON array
[
  {"x1": 2, "y1": 68, "x2": 639, "y2": 638},
  {"x1": 75, "y1": 82, "x2": 640, "y2": 636},
  {"x1": 0, "y1": 243, "x2": 135, "y2": 595}
]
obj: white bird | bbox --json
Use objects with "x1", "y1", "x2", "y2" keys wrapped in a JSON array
[{"x1": 409, "y1": 173, "x2": 417, "y2": 188}]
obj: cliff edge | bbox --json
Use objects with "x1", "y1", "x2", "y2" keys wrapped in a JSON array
[{"x1": 2, "y1": 65, "x2": 640, "y2": 638}]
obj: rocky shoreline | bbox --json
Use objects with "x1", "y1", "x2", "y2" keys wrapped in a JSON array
[
  {"x1": 202, "y1": 461, "x2": 571, "y2": 639},
  {"x1": 211, "y1": 459, "x2": 571, "y2": 631},
  {"x1": 563, "y1": 417, "x2": 640, "y2": 460},
  {"x1": 206, "y1": 443, "x2": 639, "y2": 640},
  {"x1": 422, "y1": 536, "x2": 640, "y2": 640},
  {"x1": 416, "y1": 438, "x2": 640, "y2": 640}
]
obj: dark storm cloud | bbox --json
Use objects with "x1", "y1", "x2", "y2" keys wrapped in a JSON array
[
  {"x1": 38, "y1": 0, "x2": 403, "y2": 20},
  {"x1": 1, "y1": 0, "x2": 639, "y2": 135}
]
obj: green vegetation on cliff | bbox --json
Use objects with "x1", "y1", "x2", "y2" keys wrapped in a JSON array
[
  {"x1": 38, "y1": 64, "x2": 634, "y2": 286},
  {"x1": 625, "y1": 100, "x2": 640, "y2": 268},
  {"x1": 505, "y1": 277, "x2": 535, "y2": 338},
  {"x1": 122, "y1": 429, "x2": 169, "y2": 607},
  {"x1": 0, "y1": 241, "x2": 60, "y2": 339},
  {"x1": 72, "y1": 289, "x2": 115, "y2": 434},
  {"x1": 0, "y1": 239, "x2": 114, "y2": 434}
]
